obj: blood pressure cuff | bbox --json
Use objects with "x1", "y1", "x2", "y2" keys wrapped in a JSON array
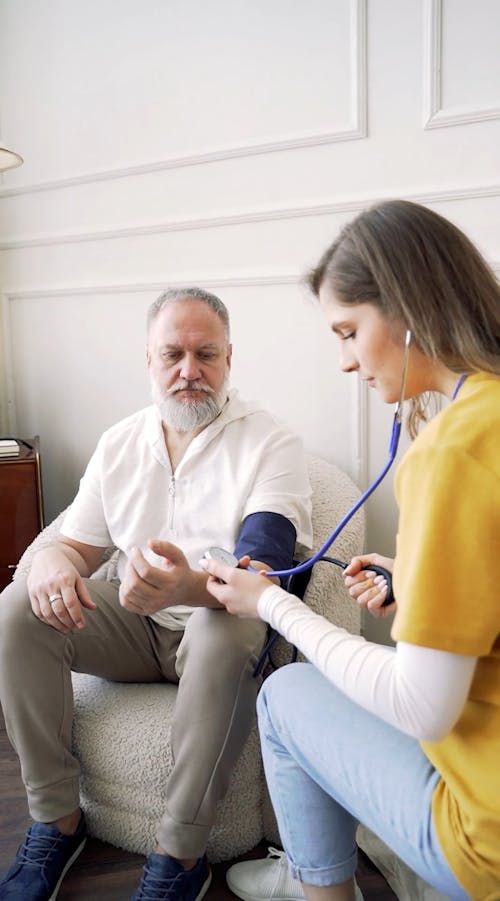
[{"x1": 233, "y1": 511, "x2": 297, "y2": 579}]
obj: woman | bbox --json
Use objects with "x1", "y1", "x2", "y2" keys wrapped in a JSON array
[{"x1": 201, "y1": 200, "x2": 500, "y2": 901}]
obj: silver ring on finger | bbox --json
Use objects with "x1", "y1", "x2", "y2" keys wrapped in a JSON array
[{"x1": 48, "y1": 593, "x2": 63, "y2": 604}]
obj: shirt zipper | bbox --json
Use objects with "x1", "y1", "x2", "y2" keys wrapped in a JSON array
[{"x1": 168, "y1": 475, "x2": 176, "y2": 529}]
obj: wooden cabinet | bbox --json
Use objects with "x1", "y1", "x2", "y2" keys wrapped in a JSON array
[{"x1": 0, "y1": 437, "x2": 44, "y2": 591}]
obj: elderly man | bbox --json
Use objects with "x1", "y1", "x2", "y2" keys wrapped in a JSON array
[{"x1": 0, "y1": 287, "x2": 312, "y2": 901}]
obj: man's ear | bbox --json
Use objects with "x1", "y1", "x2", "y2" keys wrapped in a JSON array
[
  {"x1": 146, "y1": 346, "x2": 151, "y2": 368},
  {"x1": 226, "y1": 343, "x2": 233, "y2": 369}
]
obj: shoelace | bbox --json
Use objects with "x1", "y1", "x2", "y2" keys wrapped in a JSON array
[
  {"x1": 135, "y1": 862, "x2": 191, "y2": 900},
  {"x1": 266, "y1": 848, "x2": 290, "y2": 890},
  {"x1": 266, "y1": 847, "x2": 286, "y2": 862},
  {"x1": 17, "y1": 831, "x2": 65, "y2": 870}
]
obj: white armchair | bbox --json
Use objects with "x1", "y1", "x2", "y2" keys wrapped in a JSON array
[{"x1": 14, "y1": 453, "x2": 364, "y2": 862}]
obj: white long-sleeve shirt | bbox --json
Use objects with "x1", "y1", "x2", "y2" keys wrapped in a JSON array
[{"x1": 258, "y1": 585, "x2": 476, "y2": 742}]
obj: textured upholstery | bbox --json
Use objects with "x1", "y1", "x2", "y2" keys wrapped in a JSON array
[
  {"x1": 14, "y1": 453, "x2": 364, "y2": 861},
  {"x1": 357, "y1": 826, "x2": 450, "y2": 901}
]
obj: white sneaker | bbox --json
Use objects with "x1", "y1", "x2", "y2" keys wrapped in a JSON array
[{"x1": 226, "y1": 846, "x2": 364, "y2": 901}]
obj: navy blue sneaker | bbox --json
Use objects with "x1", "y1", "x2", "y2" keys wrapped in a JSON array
[
  {"x1": 0, "y1": 814, "x2": 87, "y2": 900},
  {"x1": 132, "y1": 853, "x2": 212, "y2": 900}
]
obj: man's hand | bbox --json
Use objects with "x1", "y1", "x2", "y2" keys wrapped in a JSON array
[
  {"x1": 119, "y1": 539, "x2": 204, "y2": 615},
  {"x1": 27, "y1": 544, "x2": 97, "y2": 633},
  {"x1": 343, "y1": 553, "x2": 395, "y2": 618}
]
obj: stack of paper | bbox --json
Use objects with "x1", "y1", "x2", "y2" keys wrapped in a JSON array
[{"x1": 0, "y1": 438, "x2": 20, "y2": 457}]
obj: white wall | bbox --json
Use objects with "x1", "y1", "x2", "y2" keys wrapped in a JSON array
[{"x1": 1, "y1": 0, "x2": 500, "y2": 642}]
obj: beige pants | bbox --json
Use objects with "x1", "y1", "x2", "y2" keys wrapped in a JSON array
[{"x1": 0, "y1": 577, "x2": 267, "y2": 858}]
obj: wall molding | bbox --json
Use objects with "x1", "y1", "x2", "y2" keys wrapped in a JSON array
[
  {"x1": 352, "y1": 377, "x2": 369, "y2": 488},
  {"x1": 2, "y1": 273, "x2": 300, "y2": 302},
  {"x1": 1, "y1": 180, "x2": 500, "y2": 252},
  {"x1": 4, "y1": 253, "x2": 499, "y2": 301},
  {"x1": 424, "y1": 0, "x2": 500, "y2": 129},
  {"x1": 0, "y1": 1, "x2": 367, "y2": 202}
]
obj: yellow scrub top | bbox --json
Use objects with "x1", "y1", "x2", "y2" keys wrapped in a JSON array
[{"x1": 392, "y1": 373, "x2": 500, "y2": 899}]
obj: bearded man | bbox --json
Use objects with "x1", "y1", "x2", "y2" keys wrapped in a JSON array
[{"x1": 0, "y1": 287, "x2": 312, "y2": 901}]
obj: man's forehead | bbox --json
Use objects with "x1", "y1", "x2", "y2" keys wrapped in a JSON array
[
  {"x1": 154, "y1": 300, "x2": 224, "y2": 331},
  {"x1": 160, "y1": 298, "x2": 219, "y2": 320}
]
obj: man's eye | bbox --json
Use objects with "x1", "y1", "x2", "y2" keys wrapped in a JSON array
[
  {"x1": 340, "y1": 331, "x2": 355, "y2": 341},
  {"x1": 198, "y1": 352, "x2": 217, "y2": 361},
  {"x1": 162, "y1": 352, "x2": 181, "y2": 361}
]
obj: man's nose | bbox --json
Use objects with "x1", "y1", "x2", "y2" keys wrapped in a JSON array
[{"x1": 179, "y1": 353, "x2": 202, "y2": 380}]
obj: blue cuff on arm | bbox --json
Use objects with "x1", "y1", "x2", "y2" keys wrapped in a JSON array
[
  {"x1": 236, "y1": 513, "x2": 312, "y2": 676},
  {"x1": 233, "y1": 511, "x2": 296, "y2": 573}
]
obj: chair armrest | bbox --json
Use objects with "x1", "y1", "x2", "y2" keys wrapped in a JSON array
[{"x1": 13, "y1": 506, "x2": 117, "y2": 582}]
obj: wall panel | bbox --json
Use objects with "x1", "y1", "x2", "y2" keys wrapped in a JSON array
[{"x1": 424, "y1": 0, "x2": 500, "y2": 127}]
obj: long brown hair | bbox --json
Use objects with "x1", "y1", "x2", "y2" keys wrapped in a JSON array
[{"x1": 307, "y1": 199, "x2": 500, "y2": 436}]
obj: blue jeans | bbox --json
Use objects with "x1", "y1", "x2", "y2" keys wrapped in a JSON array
[{"x1": 257, "y1": 663, "x2": 470, "y2": 899}]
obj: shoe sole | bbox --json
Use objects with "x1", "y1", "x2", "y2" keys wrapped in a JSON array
[
  {"x1": 48, "y1": 836, "x2": 87, "y2": 901},
  {"x1": 195, "y1": 865, "x2": 212, "y2": 901}
]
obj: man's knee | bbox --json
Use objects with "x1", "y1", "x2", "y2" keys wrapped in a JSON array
[
  {"x1": 0, "y1": 579, "x2": 39, "y2": 653},
  {"x1": 178, "y1": 607, "x2": 266, "y2": 674}
]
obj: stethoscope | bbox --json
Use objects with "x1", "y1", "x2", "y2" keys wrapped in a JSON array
[{"x1": 203, "y1": 329, "x2": 414, "y2": 609}]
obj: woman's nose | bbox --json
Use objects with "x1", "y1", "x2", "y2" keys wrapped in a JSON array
[{"x1": 339, "y1": 346, "x2": 359, "y2": 373}]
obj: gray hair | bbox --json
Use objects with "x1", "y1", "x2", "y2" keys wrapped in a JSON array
[{"x1": 147, "y1": 287, "x2": 230, "y2": 341}]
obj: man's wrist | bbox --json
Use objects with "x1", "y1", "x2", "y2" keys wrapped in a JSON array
[{"x1": 249, "y1": 560, "x2": 280, "y2": 585}]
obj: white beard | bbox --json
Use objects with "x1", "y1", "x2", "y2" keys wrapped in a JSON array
[{"x1": 152, "y1": 377, "x2": 229, "y2": 432}]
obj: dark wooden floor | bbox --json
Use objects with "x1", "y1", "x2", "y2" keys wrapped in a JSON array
[{"x1": 0, "y1": 710, "x2": 397, "y2": 900}]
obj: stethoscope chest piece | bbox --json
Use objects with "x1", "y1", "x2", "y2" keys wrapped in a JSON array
[{"x1": 203, "y1": 547, "x2": 239, "y2": 567}]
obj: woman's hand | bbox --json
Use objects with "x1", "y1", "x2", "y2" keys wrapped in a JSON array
[
  {"x1": 201, "y1": 554, "x2": 271, "y2": 619},
  {"x1": 344, "y1": 553, "x2": 396, "y2": 618}
]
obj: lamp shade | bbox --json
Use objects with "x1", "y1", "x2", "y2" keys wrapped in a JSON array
[{"x1": 0, "y1": 145, "x2": 23, "y2": 171}]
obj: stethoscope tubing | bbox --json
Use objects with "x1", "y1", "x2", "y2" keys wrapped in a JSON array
[
  {"x1": 264, "y1": 419, "x2": 401, "y2": 585},
  {"x1": 261, "y1": 330, "x2": 412, "y2": 607},
  {"x1": 208, "y1": 332, "x2": 411, "y2": 609}
]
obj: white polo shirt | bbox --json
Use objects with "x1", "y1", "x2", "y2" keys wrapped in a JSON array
[{"x1": 61, "y1": 389, "x2": 312, "y2": 629}]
